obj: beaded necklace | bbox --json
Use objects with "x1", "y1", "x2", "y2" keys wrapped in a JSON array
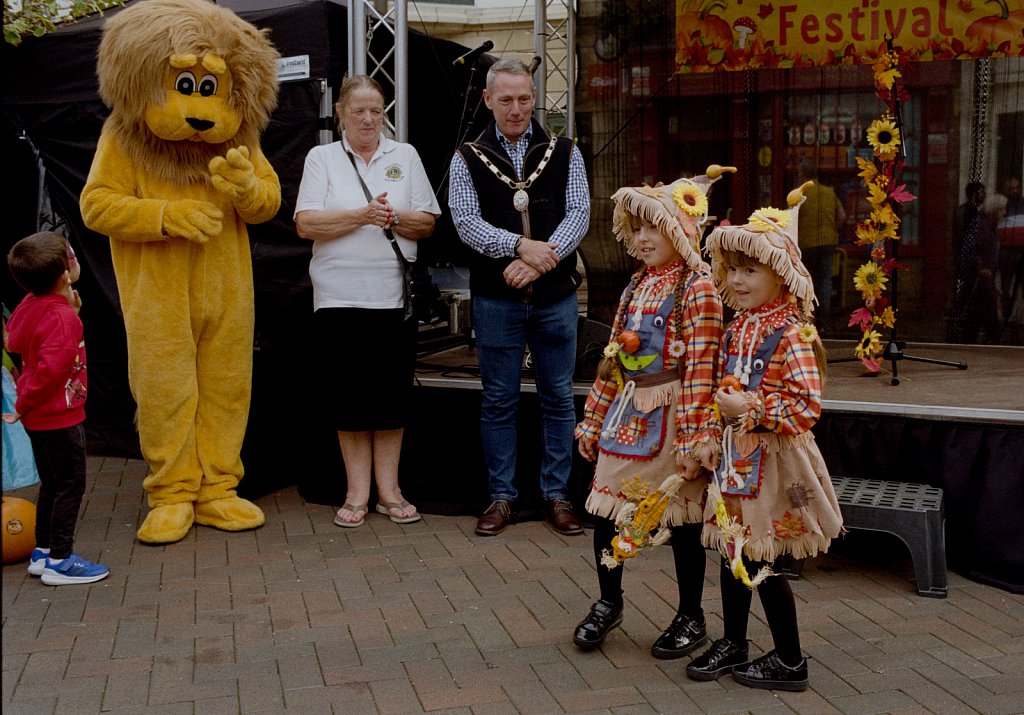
[
  {"x1": 729, "y1": 297, "x2": 797, "y2": 385},
  {"x1": 467, "y1": 135, "x2": 558, "y2": 211},
  {"x1": 627, "y1": 262, "x2": 683, "y2": 330}
]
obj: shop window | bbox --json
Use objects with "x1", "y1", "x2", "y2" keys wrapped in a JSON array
[{"x1": 777, "y1": 91, "x2": 920, "y2": 247}]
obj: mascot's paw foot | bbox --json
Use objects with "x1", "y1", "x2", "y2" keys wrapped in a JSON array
[
  {"x1": 194, "y1": 496, "x2": 265, "y2": 532},
  {"x1": 137, "y1": 503, "x2": 195, "y2": 544}
]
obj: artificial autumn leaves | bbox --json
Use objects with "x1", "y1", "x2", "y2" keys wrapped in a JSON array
[{"x1": 849, "y1": 48, "x2": 916, "y2": 371}]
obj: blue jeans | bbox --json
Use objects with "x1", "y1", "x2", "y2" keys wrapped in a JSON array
[{"x1": 474, "y1": 293, "x2": 578, "y2": 502}]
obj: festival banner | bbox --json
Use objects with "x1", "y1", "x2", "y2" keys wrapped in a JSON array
[{"x1": 675, "y1": 0, "x2": 1024, "y2": 72}]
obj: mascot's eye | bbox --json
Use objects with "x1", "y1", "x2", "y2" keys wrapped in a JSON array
[
  {"x1": 198, "y1": 74, "x2": 219, "y2": 97},
  {"x1": 653, "y1": 315, "x2": 666, "y2": 329},
  {"x1": 175, "y1": 71, "x2": 197, "y2": 95}
]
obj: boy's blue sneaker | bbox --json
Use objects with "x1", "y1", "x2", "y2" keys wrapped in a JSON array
[
  {"x1": 27, "y1": 548, "x2": 49, "y2": 577},
  {"x1": 40, "y1": 553, "x2": 110, "y2": 585}
]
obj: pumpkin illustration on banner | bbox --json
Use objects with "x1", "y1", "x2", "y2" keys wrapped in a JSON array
[
  {"x1": 965, "y1": 0, "x2": 1024, "y2": 45},
  {"x1": 676, "y1": 0, "x2": 732, "y2": 47},
  {"x1": 2, "y1": 496, "x2": 36, "y2": 564}
]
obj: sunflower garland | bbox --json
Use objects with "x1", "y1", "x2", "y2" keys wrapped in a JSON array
[
  {"x1": 866, "y1": 117, "x2": 901, "y2": 162},
  {"x1": 854, "y1": 329, "x2": 884, "y2": 361},
  {"x1": 853, "y1": 262, "x2": 888, "y2": 305},
  {"x1": 848, "y1": 45, "x2": 916, "y2": 371}
]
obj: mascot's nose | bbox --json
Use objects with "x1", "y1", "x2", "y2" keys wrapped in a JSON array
[{"x1": 186, "y1": 117, "x2": 214, "y2": 131}]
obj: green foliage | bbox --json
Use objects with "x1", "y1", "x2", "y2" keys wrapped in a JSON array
[{"x1": 4, "y1": 0, "x2": 126, "y2": 46}]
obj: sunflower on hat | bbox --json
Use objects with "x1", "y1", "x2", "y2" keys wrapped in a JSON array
[{"x1": 672, "y1": 183, "x2": 709, "y2": 217}]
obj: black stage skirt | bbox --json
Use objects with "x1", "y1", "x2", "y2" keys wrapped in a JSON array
[{"x1": 313, "y1": 307, "x2": 416, "y2": 431}]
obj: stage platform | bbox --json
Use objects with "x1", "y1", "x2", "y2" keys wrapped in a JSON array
[{"x1": 413, "y1": 340, "x2": 1023, "y2": 425}]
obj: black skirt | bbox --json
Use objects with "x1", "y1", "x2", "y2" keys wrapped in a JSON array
[{"x1": 313, "y1": 307, "x2": 416, "y2": 431}]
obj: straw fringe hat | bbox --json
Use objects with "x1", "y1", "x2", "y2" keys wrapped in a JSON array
[
  {"x1": 706, "y1": 181, "x2": 818, "y2": 313},
  {"x1": 612, "y1": 165, "x2": 737, "y2": 272}
]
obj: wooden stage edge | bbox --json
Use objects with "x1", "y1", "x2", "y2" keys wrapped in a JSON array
[{"x1": 414, "y1": 341, "x2": 1024, "y2": 426}]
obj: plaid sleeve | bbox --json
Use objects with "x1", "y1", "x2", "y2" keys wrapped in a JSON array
[
  {"x1": 673, "y1": 275, "x2": 724, "y2": 455},
  {"x1": 548, "y1": 146, "x2": 591, "y2": 259},
  {"x1": 754, "y1": 326, "x2": 822, "y2": 435},
  {"x1": 575, "y1": 375, "x2": 619, "y2": 444},
  {"x1": 700, "y1": 342, "x2": 727, "y2": 441}
]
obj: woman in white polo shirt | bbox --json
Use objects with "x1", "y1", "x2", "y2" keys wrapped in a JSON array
[{"x1": 295, "y1": 74, "x2": 441, "y2": 528}]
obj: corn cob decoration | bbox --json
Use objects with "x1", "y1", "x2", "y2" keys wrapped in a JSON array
[
  {"x1": 708, "y1": 482, "x2": 773, "y2": 588},
  {"x1": 600, "y1": 474, "x2": 685, "y2": 569}
]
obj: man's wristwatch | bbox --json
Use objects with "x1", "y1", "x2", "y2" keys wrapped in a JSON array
[
  {"x1": 393, "y1": 211, "x2": 401, "y2": 226},
  {"x1": 513, "y1": 236, "x2": 523, "y2": 256}
]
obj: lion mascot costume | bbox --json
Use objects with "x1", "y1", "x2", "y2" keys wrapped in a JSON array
[{"x1": 80, "y1": 0, "x2": 281, "y2": 544}]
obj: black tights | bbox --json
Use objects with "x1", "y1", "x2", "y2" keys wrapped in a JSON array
[
  {"x1": 592, "y1": 516, "x2": 707, "y2": 620},
  {"x1": 719, "y1": 557, "x2": 802, "y2": 665}
]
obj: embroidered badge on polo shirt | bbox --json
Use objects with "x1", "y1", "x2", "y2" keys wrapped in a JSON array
[{"x1": 384, "y1": 164, "x2": 403, "y2": 181}]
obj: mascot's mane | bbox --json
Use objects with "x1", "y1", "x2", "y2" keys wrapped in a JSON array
[{"x1": 97, "y1": 0, "x2": 280, "y2": 184}]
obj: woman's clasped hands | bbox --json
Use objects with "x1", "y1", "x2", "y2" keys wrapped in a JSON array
[{"x1": 366, "y1": 191, "x2": 395, "y2": 229}]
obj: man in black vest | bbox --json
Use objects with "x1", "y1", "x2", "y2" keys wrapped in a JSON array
[{"x1": 449, "y1": 58, "x2": 590, "y2": 536}]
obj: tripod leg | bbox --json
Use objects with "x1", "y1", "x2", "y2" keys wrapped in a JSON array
[{"x1": 902, "y1": 355, "x2": 969, "y2": 370}]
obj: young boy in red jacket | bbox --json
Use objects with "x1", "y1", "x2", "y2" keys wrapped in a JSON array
[{"x1": 4, "y1": 232, "x2": 109, "y2": 585}]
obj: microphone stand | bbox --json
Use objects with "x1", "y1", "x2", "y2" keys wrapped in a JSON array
[
  {"x1": 434, "y1": 55, "x2": 487, "y2": 206},
  {"x1": 873, "y1": 37, "x2": 968, "y2": 385},
  {"x1": 453, "y1": 58, "x2": 486, "y2": 162}
]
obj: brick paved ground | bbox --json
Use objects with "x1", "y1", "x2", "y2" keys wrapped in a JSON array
[{"x1": 3, "y1": 456, "x2": 1023, "y2": 714}]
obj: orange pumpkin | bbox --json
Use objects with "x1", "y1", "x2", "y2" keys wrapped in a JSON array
[
  {"x1": 676, "y1": 1, "x2": 733, "y2": 47},
  {"x1": 618, "y1": 330, "x2": 641, "y2": 354},
  {"x1": 720, "y1": 374, "x2": 742, "y2": 391},
  {"x1": 966, "y1": 0, "x2": 1024, "y2": 44},
  {"x1": 2, "y1": 496, "x2": 36, "y2": 564}
]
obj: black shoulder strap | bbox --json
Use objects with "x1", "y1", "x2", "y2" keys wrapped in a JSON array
[{"x1": 345, "y1": 149, "x2": 409, "y2": 269}]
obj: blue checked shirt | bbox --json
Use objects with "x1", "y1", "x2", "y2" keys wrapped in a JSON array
[{"x1": 449, "y1": 124, "x2": 590, "y2": 259}]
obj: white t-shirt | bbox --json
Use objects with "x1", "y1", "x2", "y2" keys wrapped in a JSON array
[{"x1": 294, "y1": 134, "x2": 441, "y2": 310}]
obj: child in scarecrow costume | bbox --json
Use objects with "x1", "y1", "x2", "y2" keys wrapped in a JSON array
[
  {"x1": 572, "y1": 166, "x2": 733, "y2": 657},
  {"x1": 685, "y1": 182, "x2": 843, "y2": 691},
  {"x1": 79, "y1": 0, "x2": 282, "y2": 544}
]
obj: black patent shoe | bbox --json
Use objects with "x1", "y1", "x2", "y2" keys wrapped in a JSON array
[
  {"x1": 731, "y1": 650, "x2": 808, "y2": 692},
  {"x1": 685, "y1": 637, "x2": 749, "y2": 681},
  {"x1": 650, "y1": 613, "x2": 709, "y2": 660},
  {"x1": 572, "y1": 599, "x2": 623, "y2": 650}
]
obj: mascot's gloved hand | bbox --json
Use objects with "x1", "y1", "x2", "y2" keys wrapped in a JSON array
[
  {"x1": 162, "y1": 199, "x2": 224, "y2": 244},
  {"x1": 209, "y1": 146, "x2": 258, "y2": 202}
]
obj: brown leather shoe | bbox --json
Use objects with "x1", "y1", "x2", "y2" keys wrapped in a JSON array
[
  {"x1": 547, "y1": 499, "x2": 583, "y2": 535},
  {"x1": 475, "y1": 500, "x2": 512, "y2": 536}
]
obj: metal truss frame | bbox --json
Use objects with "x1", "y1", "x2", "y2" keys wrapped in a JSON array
[
  {"x1": 346, "y1": 0, "x2": 576, "y2": 142},
  {"x1": 534, "y1": 0, "x2": 576, "y2": 139},
  {"x1": 348, "y1": 0, "x2": 409, "y2": 142}
]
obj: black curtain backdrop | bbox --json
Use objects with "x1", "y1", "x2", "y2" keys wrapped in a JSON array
[{"x1": 2, "y1": 0, "x2": 490, "y2": 462}]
